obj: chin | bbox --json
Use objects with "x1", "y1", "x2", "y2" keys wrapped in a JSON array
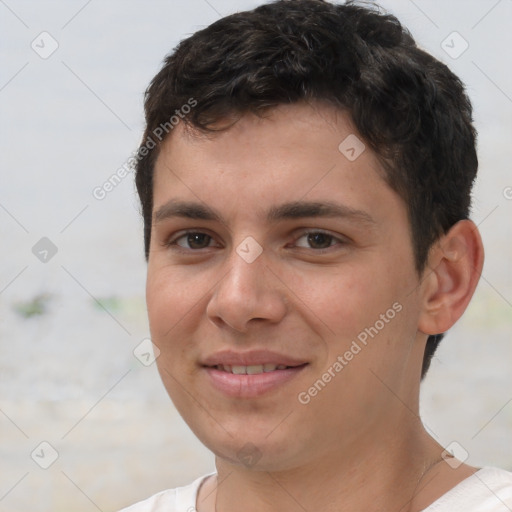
[{"x1": 188, "y1": 418, "x2": 308, "y2": 472}]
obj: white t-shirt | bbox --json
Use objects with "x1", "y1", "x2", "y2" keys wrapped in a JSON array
[{"x1": 118, "y1": 467, "x2": 512, "y2": 512}]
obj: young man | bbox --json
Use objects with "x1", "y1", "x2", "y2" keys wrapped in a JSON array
[{"x1": 120, "y1": 0, "x2": 512, "y2": 510}]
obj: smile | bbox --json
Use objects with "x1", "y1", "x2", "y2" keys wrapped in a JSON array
[
  {"x1": 203, "y1": 363, "x2": 308, "y2": 398},
  {"x1": 200, "y1": 350, "x2": 309, "y2": 398},
  {"x1": 213, "y1": 364, "x2": 294, "y2": 374}
]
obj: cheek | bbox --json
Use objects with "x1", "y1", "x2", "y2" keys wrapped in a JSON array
[
  {"x1": 146, "y1": 269, "x2": 205, "y2": 398},
  {"x1": 146, "y1": 266, "x2": 200, "y2": 341},
  {"x1": 301, "y1": 258, "x2": 415, "y2": 363},
  {"x1": 294, "y1": 264, "x2": 387, "y2": 339}
]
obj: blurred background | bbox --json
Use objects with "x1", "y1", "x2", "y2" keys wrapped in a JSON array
[{"x1": 0, "y1": 0, "x2": 511, "y2": 510}]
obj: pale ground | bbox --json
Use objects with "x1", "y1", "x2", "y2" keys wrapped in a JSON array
[{"x1": 1, "y1": 1, "x2": 511, "y2": 511}]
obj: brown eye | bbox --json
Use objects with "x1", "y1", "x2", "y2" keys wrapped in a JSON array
[
  {"x1": 306, "y1": 232, "x2": 334, "y2": 249},
  {"x1": 294, "y1": 231, "x2": 343, "y2": 251},
  {"x1": 167, "y1": 231, "x2": 215, "y2": 250}
]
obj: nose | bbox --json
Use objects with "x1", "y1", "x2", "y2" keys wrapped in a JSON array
[{"x1": 206, "y1": 242, "x2": 288, "y2": 333}]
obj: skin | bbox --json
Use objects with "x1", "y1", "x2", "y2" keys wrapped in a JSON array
[{"x1": 146, "y1": 101, "x2": 484, "y2": 512}]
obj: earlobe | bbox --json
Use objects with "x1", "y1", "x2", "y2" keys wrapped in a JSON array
[{"x1": 418, "y1": 220, "x2": 484, "y2": 336}]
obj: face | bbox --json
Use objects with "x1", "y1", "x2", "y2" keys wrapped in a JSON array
[{"x1": 146, "y1": 102, "x2": 426, "y2": 471}]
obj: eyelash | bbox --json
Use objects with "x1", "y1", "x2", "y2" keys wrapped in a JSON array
[{"x1": 163, "y1": 229, "x2": 347, "y2": 254}]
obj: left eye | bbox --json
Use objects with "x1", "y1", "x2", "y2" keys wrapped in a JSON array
[{"x1": 294, "y1": 231, "x2": 341, "y2": 250}]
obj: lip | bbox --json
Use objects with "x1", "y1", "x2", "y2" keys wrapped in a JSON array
[
  {"x1": 201, "y1": 350, "x2": 309, "y2": 398},
  {"x1": 201, "y1": 349, "x2": 308, "y2": 367},
  {"x1": 203, "y1": 365, "x2": 308, "y2": 398}
]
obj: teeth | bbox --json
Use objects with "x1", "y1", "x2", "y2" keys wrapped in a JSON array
[
  {"x1": 216, "y1": 364, "x2": 289, "y2": 374},
  {"x1": 246, "y1": 365, "x2": 264, "y2": 375}
]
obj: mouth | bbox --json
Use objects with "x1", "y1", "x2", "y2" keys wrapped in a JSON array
[
  {"x1": 202, "y1": 352, "x2": 309, "y2": 399},
  {"x1": 209, "y1": 363, "x2": 305, "y2": 375}
]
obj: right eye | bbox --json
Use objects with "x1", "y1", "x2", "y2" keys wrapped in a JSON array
[{"x1": 164, "y1": 231, "x2": 218, "y2": 251}]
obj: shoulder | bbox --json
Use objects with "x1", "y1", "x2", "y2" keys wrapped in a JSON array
[
  {"x1": 117, "y1": 473, "x2": 216, "y2": 512},
  {"x1": 424, "y1": 467, "x2": 512, "y2": 511}
]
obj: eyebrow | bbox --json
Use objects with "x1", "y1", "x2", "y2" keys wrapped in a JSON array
[{"x1": 153, "y1": 199, "x2": 376, "y2": 226}]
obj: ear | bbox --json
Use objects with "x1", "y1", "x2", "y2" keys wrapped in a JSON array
[{"x1": 418, "y1": 220, "x2": 485, "y2": 336}]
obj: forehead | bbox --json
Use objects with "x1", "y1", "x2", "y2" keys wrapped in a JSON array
[
  {"x1": 151, "y1": 102, "x2": 402, "y2": 227},
  {"x1": 161, "y1": 102, "x2": 359, "y2": 160}
]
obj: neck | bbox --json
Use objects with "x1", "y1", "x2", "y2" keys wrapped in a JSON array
[{"x1": 199, "y1": 417, "x2": 445, "y2": 512}]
